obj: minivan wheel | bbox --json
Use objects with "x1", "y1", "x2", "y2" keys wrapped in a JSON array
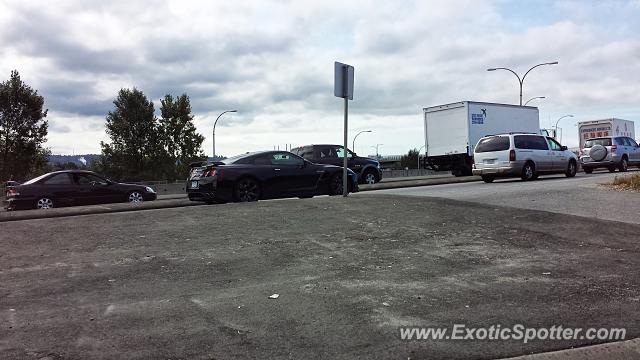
[
  {"x1": 619, "y1": 157, "x2": 628, "y2": 172},
  {"x1": 36, "y1": 197, "x2": 54, "y2": 209},
  {"x1": 521, "y1": 162, "x2": 535, "y2": 181},
  {"x1": 481, "y1": 175, "x2": 495, "y2": 183},
  {"x1": 583, "y1": 167, "x2": 593, "y2": 174},
  {"x1": 565, "y1": 160, "x2": 577, "y2": 177}
]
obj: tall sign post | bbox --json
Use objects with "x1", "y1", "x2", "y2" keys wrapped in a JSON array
[{"x1": 334, "y1": 61, "x2": 354, "y2": 197}]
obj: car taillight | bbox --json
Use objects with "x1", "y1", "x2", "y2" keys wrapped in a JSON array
[
  {"x1": 509, "y1": 149, "x2": 516, "y2": 161},
  {"x1": 6, "y1": 189, "x2": 19, "y2": 197},
  {"x1": 205, "y1": 169, "x2": 216, "y2": 177},
  {"x1": 611, "y1": 145, "x2": 617, "y2": 152}
]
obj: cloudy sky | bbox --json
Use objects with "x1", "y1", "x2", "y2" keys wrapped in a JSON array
[{"x1": 1, "y1": 0, "x2": 639, "y2": 156}]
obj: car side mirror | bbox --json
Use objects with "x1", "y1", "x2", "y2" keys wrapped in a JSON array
[{"x1": 561, "y1": 146, "x2": 568, "y2": 151}]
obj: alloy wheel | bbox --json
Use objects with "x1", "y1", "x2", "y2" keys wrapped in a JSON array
[
  {"x1": 364, "y1": 172, "x2": 377, "y2": 184},
  {"x1": 128, "y1": 192, "x2": 144, "y2": 203},
  {"x1": 237, "y1": 178, "x2": 259, "y2": 202},
  {"x1": 36, "y1": 198, "x2": 53, "y2": 209}
]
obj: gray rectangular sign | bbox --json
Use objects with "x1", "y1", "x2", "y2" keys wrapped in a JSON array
[{"x1": 334, "y1": 61, "x2": 354, "y2": 100}]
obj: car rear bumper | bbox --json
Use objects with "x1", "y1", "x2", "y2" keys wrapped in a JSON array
[
  {"x1": 580, "y1": 156, "x2": 623, "y2": 168},
  {"x1": 186, "y1": 177, "x2": 233, "y2": 202},
  {"x1": 472, "y1": 161, "x2": 522, "y2": 177}
]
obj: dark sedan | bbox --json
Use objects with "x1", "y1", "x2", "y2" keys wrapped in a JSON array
[
  {"x1": 4, "y1": 170, "x2": 157, "y2": 210},
  {"x1": 186, "y1": 151, "x2": 359, "y2": 203}
]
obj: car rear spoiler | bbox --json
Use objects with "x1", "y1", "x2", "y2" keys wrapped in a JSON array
[
  {"x1": 188, "y1": 161, "x2": 208, "y2": 168},
  {"x1": 188, "y1": 161, "x2": 226, "y2": 168},
  {"x1": 5, "y1": 181, "x2": 20, "y2": 187}
]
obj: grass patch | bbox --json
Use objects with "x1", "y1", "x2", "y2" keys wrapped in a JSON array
[{"x1": 610, "y1": 174, "x2": 640, "y2": 191}]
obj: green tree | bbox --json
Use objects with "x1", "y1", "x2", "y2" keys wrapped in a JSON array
[
  {"x1": 0, "y1": 70, "x2": 49, "y2": 181},
  {"x1": 400, "y1": 148, "x2": 419, "y2": 169},
  {"x1": 99, "y1": 88, "x2": 162, "y2": 181},
  {"x1": 158, "y1": 94, "x2": 205, "y2": 180}
]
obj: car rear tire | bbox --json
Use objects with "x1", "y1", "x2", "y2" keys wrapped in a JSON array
[
  {"x1": 521, "y1": 162, "x2": 536, "y2": 181},
  {"x1": 234, "y1": 177, "x2": 260, "y2": 202},
  {"x1": 361, "y1": 169, "x2": 378, "y2": 184},
  {"x1": 565, "y1": 160, "x2": 577, "y2": 177},
  {"x1": 36, "y1": 197, "x2": 54, "y2": 209},
  {"x1": 329, "y1": 173, "x2": 345, "y2": 195},
  {"x1": 619, "y1": 157, "x2": 629, "y2": 172},
  {"x1": 481, "y1": 175, "x2": 495, "y2": 183},
  {"x1": 583, "y1": 167, "x2": 593, "y2": 174},
  {"x1": 128, "y1": 191, "x2": 144, "y2": 203}
]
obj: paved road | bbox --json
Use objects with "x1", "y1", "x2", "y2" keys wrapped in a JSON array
[
  {"x1": 1, "y1": 195, "x2": 639, "y2": 359},
  {"x1": 365, "y1": 170, "x2": 640, "y2": 225}
]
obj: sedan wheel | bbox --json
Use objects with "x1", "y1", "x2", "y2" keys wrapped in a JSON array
[
  {"x1": 235, "y1": 178, "x2": 260, "y2": 202},
  {"x1": 36, "y1": 197, "x2": 53, "y2": 209},
  {"x1": 128, "y1": 191, "x2": 144, "y2": 203},
  {"x1": 329, "y1": 174, "x2": 344, "y2": 195}
]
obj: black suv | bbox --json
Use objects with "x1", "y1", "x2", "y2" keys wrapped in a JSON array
[{"x1": 290, "y1": 144, "x2": 382, "y2": 184}]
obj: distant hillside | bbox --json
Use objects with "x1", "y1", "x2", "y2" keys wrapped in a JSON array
[{"x1": 48, "y1": 154, "x2": 100, "y2": 166}]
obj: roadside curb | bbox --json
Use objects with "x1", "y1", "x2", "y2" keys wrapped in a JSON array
[
  {"x1": 360, "y1": 175, "x2": 480, "y2": 191},
  {"x1": 0, "y1": 199, "x2": 201, "y2": 223},
  {"x1": 1, "y1": 176, "x2": 481, "y2": 222},
  {"x1": 501, "y1": 338, "x2": 640, "y2": 360}
]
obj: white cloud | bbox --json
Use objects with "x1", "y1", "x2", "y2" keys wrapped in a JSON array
[{"x1": 0, "y1": 0, "x2": 639, "y2": 154}]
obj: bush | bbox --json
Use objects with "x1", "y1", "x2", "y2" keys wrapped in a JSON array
[{"x1": 611, "y1": 174, "x2": 640, "y2": 191}]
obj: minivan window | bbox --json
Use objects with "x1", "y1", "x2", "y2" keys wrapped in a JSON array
[
  {"x1": 584, "y1": 138, "x2": 612, "y2": 148},
  {"x1": 475, "y1": 136, "x2": 510, "y2": 152},
  {"x1": 514, "y1": 135, "x2": 549, "y2": 150}
]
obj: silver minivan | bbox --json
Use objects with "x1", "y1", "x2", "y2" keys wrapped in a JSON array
[{"x1": 472, "y1": 133, "x2": 579, "y2": 183}]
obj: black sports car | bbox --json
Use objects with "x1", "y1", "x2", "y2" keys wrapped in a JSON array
[
  {"x1": 4, "y1": 170, "x2": 157, "y2": 210},
  {"x1": 186, "y1": 151, "x2": 359, "y2": 203}
]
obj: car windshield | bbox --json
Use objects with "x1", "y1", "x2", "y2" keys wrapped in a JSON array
[
  {"x1": 475, "y1": 136, "x2": 510, "y2": 152},
  {"x1": 584, "y1": 138, "x2": 612, "y2": 147}
]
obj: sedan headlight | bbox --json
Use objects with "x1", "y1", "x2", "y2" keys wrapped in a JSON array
[{"x1": 145, "y1": 186, "x2": 156, "y2": 193}]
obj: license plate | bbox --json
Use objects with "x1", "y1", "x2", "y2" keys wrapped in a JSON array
[
  {"x1": 191, "y1": 180, "x2": 199, "y2": 189},
  {"x1": 483, "y1": 159, "x2": 496, "y2": 164}
]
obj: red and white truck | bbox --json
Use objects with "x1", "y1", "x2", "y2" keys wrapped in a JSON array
[{"x1": 578, "y1": 118, "x2": 635, "y2": 149}]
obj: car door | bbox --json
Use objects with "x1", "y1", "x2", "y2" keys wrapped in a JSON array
[
  {"x1": 546, "y1": 137, "x2": 568, "y2": 171},
  {"x1": 625, "y1": 138, "x2": 640, "y2": 163},
  {"x1": 41, "y1": 173, "x2": 78, "y2": 206},
  {"x1": 514, "y1": 135, "x2": 551, "y2": 172},
  {"x1": 269, "y1": 152, "x2": 321, "y2": 195},
  {"x1": 75, "y1": 173, "x2": 115, "y2": 204}
]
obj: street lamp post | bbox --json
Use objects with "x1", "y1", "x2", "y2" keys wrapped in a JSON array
[
  {"x1": 554, "y1": 114, "x2": 574, "y2": 142},
  {"x1": 352, "y1": 130, "x2": 372, "y2": 154},
  {"x1": 487, "y1": 62, "x2": 558, "y2": 106},
  {"x1": 524, "y1": 96, "x2": 546, "y2": 106},
  {"x1": 213, "y1": 110, "x2": 237, "y2": 158},
  {"x1": 371, "y1": 144, "x2": 383, "y2": 158},
  {"x1": 417, "y1": 145, "x2": 426, "y2": 171}
]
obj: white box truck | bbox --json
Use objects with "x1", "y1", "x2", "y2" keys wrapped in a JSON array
[
  {"x1": 577, "y1": 118, "x2": 635, "y2": 149},
  {"x1": 423, "y1": 101, "x2": 540, "y2": 176}
]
